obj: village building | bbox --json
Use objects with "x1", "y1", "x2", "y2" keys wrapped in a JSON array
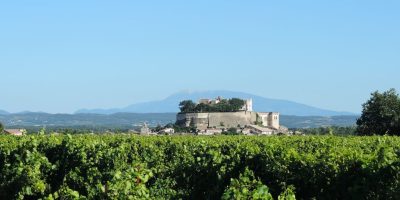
[
  {"x1": 139, "y1": 123, "x2": 152, "y2": 135},
  {"x1": 198, "y1": 128, "x2": 223, "y2": 135},
  {"x1": 3, "y1": 129, "x2": 26, "y2": 136},
  {"x1": 159, "y1": 128, "x2": 175, "y2": 135},
  {"x1": 246, "y1": 125, "x2": 275, "y2": 135}
]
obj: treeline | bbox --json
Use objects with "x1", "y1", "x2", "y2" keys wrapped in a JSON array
[{"x1": 179, "y1": 98, "x2": 245, "y2": 113}]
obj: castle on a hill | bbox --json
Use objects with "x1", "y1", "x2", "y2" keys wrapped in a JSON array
[{"x1": 176, "y1": 97, "x2": 287, "y2": 135}]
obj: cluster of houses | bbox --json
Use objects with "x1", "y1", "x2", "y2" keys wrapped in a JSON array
[
  {"x1": 138, "y1": 122, "x2": 289, "y2": 136},
  {"x1": 198, "y1": 125, "x2": 288, "y2": 136},
  {"x1": 138, "y1": 123, "x2": 175, "y2": 135}
]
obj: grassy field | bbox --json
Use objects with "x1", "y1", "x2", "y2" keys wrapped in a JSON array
[{"x1": 0, "y1": 135, "x2": 399, "y2": 199}]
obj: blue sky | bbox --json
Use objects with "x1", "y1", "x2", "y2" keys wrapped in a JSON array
[{"x1": 0, "y1": 1, "x2": 399, "y2": 113}]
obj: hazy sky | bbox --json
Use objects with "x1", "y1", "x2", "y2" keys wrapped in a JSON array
[{"x1": 1, "y1": 1, "x2": 399, "y2": 113}]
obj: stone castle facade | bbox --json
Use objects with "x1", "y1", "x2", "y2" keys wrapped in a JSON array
[{"x1": 176, "y1": 97, "x2": 283, "y2": 135}]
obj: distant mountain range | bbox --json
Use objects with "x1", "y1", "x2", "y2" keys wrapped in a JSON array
[
  {"x1": 0, "y1": 90, "x2": 359, "y2": 129},
  {"x1": 76, "y1": 90, "x2": 355, "y2": 116},
  {"x1": 0, "y1": 110, "x2": 9, "y2": 115},
  {"x1": 0, "y1": 112, "x2": 176, "y2": 128},
  {"x1": 0, "y1": 112, "x2": 358, "y2": 129}
]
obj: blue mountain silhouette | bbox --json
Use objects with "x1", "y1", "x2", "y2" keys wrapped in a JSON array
[{"x1": 76, "y1": 90, "x2": 354, "y2": 116}]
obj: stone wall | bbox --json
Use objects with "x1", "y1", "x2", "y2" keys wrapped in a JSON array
[
  {"x1": 208, "y1": 112, "x2": 257, "y2": 128},
  {"x1": 176, "y1": 111, "x2": 259, "y2": 130},
  {"x1": 176, "y1": 113, "x2": 209, "y2": 129}
]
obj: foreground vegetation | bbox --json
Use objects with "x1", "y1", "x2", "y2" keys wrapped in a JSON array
[{"x1": 0, "y1": 135, "x2": 399, "y2": 199}]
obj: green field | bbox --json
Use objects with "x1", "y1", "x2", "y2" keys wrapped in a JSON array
[{"x1": 0, "y1": 135, "x2": 399, "y2": 199}]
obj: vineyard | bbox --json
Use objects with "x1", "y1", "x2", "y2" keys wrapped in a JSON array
[{"x1": 0, "y1": 135, "x2": 399, "y2": 199}]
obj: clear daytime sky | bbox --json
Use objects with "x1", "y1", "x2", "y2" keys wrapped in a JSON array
[{"x1": 0, "y1": 1, "x2": 399, "y2": 114}]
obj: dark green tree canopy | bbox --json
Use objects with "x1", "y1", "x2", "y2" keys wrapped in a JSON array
[
  {"x1": 229, "y1": 98, "x2": 247, "y2": 111},
  {"x1": 356, "y1": 88, "x2": 400, "y2": 135},
  {"x1": 179, "y1": 100, "x2": 197, "y2": 113},
  {"x1": 0, "y1": 122, "x2": 3, "y2": 133},
  {"x1": 179, "y1": 98, "x2": 246, "y2": 113}
]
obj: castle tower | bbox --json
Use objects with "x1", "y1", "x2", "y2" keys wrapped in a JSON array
[
  {"x1": 267, "y1": 112, "x2": 280, "y2": 129},
  {"x1": 140, "y1": 123, "x2": 151, "y2": 135},
  {"x1": 246, "y1": 99, "x2": 253, "y2": 112}
]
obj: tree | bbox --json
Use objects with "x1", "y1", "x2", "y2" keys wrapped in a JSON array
[
  {"x1": 0, "y1": 122, "x2": 3, "y2": 133},
  {"x1": 356, "y1": 89, "x2": 400, "y2": 135},
  {"x1": 195, "y1": 103, "x2": 211, "y2": 113},
  {"x1": 179, "y1": 100, "x2": 196, "y2": 113},
  {"x1": 222, "y1": 128, "x2": 241, "y2": 135},
  {"x1": 229, "y1": 98, "x2": 245, "y2": 111},
  {"x1": 153, "y1": 124, "x2": 163, "y2": 133}
]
